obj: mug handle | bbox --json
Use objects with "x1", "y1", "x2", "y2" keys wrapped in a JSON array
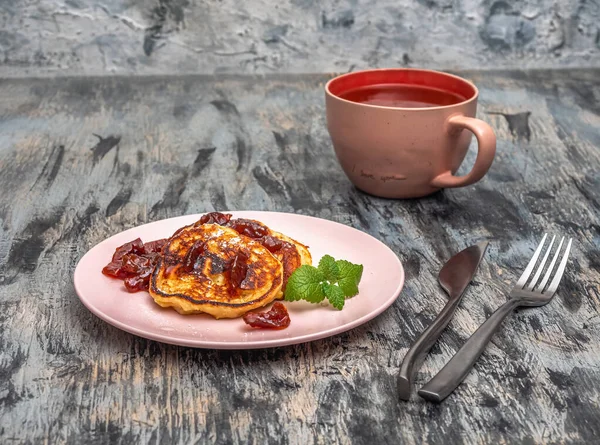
[{"x1": 430, "y1": 115, "x2": 496, "y2": 188}]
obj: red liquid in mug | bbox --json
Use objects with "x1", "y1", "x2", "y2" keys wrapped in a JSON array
[{"x1": 339, "y1": 84, "x2": 466, "y2": 108}]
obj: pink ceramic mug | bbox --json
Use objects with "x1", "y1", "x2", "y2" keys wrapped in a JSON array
[{"x1": 325, "y1": 68, "x2": 496, "y2": 198}]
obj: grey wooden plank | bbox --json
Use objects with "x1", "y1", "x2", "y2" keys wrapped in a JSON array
[{"x1": 0, "y1": 70, "x2": 598, "y2": 444}]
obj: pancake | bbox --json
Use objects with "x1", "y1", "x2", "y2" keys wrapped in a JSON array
[
  {"x1": 267, "y1": 229, "x2": 311, "y2": 292},
  {"x1": 149, "y1": 224, "x2": 283, "y2": 319},
  {"x1": 225, "y1": 218, "x2": 312, "y2": 290}
]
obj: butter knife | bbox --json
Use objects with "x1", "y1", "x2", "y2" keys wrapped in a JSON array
[{"x1": 398, "y1": 242, "x2": 488, "y2": 400}]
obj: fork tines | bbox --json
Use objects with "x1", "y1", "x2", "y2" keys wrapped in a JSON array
[{"x1": 516, "y1": 234, "x2": 573, "y2": 296}]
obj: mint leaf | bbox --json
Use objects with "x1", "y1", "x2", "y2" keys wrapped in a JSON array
[
  {"x1": 318, "y1": 255, "x2": 340, "y2": 281},
  {"x1": 323, "y1": 283, "x2": 345, "y2": 310},
  {"x1": 336, "y1": 260, "x2": 363, "y2": 297},
  {"x1": 284, "y1": 265, "x2": 325, "y2": 303},
  {"x1": 285, "y1": 256, "x2": 363, "y2": 309}
]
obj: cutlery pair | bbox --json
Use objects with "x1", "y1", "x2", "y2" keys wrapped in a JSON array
[{"x1": 400, "y1": 234, "x2": 572, "y2": 402}]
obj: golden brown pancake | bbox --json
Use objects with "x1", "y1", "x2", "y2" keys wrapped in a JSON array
[
  {"x1": 225, "y1": 218, "x2": 312, "y2": 290},
  {"x1": 149, "y1": 224, "x2": 283, "y2": 319}
]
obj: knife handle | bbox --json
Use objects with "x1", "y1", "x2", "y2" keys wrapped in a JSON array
[
  {"x1": 417, "y1": 298, "x2": 520, "y2": 403},
  {"x1": 398, "y1": 297, "x2": 463, "y2": 400}
]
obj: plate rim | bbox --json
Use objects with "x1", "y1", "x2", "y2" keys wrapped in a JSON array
[{"x1": 74, "y1": 210, "x2": 405, "y2": 349}]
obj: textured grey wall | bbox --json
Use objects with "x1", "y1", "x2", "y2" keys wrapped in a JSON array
[{"x1": 1, "y1": 0, "x2": 599, "y2": 77}]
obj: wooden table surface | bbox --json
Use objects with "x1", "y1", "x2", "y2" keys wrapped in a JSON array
[{"x1": 0, "y1": 70, "x2": 599, "y2": 444}]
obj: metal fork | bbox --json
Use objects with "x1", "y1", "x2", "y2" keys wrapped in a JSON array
[{"x1": 418, "y1": 234, "x2": 573, "y2": 403}]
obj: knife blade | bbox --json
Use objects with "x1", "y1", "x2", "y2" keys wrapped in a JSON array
[{"x1": 398, "y1": 241, "x2": 488, "y2": 401}]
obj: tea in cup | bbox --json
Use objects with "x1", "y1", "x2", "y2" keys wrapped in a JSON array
[{"x1": 325, "y1": 69, "x2": 496, "y2": 198}]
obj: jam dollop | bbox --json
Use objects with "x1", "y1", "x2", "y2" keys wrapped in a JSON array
[
  {"x1": 230, "y1": 250, "x2": 250, "y2": 289},
  {"x1": 227, "y1": 221, "x2": 294, "y2": 256},
  {"x1": 102, "y1": 237, "x2": 167, "y2": 292},
  {"x1": 227, "y1": 218, "x2": 269, "y2": 239},
  {"x1": 181, "y1": 238, "x2": 252, "y2": 289},
  {"x1": 242, "y1": 302, "x2": 291, "y2": 329},
  {"x1": 198, "y1": 212, "x2": 232, "y2": 226},
  {"x1": 170, "y1": 212, "x2": 233, "y2": 238},
  {"x1": 260, "y1": 235, "x2": 284, "y2": 253},
  {"x1": 183, "y1": 240, "x2": 207, "y2": 272}
]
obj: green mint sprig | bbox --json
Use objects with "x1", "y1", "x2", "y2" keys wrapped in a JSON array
[{"x1": 284, "y1": 255, "x2": 363, "y2": 310}]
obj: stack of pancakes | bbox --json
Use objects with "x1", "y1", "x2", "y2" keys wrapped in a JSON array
[{"x1": 149, "y1": 213, "x2": 311, "y2": 319}]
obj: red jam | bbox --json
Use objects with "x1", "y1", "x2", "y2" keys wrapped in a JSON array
[
  {"x1": 170, "y1": 212, "x2": 233, "y2": 238},
  {"x1": 144, "y1": 239, "x2": 168, "y2": 253},
  {"x1": 230, "y1": 251, "x2": 250, "y2": 289},
  {"x1": 260, "y1": 235, "x2": 284, "y2": 252},
  {"x1": 243, "y1": 302, "x2": 291, "y2": 329},
  {"x1": 102, "y1": 238, "x2": 167, "y2": 292},
  {"x1": 226, "y1": 221, "x2": 293, "y2": 256},
  {"x1": 198, "y1": 212, "x2": 232, "y2": 226},
  {"x1": 227, "y1": 218, "x2": 269, "y2": 239},
  {"x1": 183, "y1": 240, "x2": 207, "y2": 272},
  {"x1": 111, "y1": 238, "x2": 145, "y2": 262}
]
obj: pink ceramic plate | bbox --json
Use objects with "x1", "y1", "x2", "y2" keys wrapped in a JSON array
[{"x1": 74, "y1": 211, "x2": 404, "y2": 349}]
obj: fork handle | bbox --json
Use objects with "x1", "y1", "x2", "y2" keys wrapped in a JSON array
[{"x1": 418, "y1": 299, "x2": 520, "y2": 403}]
